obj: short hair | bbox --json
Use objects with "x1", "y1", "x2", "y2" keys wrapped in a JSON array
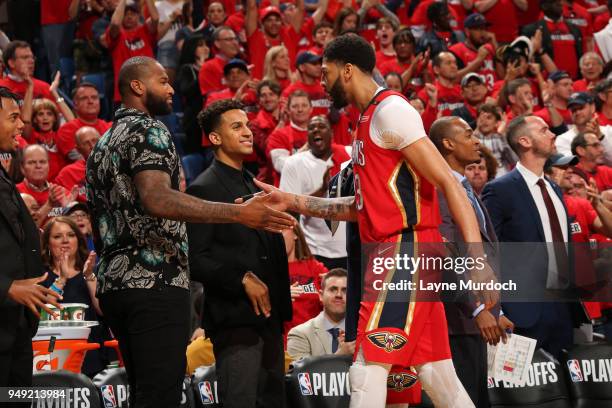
[
  {"x1": 579, "y1": 52, "x2": 603, "y2": 68},
  {"x1": 323, "y1": 34, "x2": 376, "y2": 75},
  {"x1": 432, "y1": 51, "x2": 454, "y2": 68},
  {"x1": 507, "y1": 78, "x2": 531, "y2": 96},
  {"x1": 376, "y1": 16, "x2": 398, "y2": 31},
  {"x1": 427, "y1": 1, "x2": 448, "y2": 23},
  {"x1": 256, "y1": 80, "x2": 281, "y2": 97},
  {"x1": 32, "y1": 98, "x2": 60, "y2": 131},
  {"x1": 477, "y1": 103, "x2": 502, "y2": 121},
  {"x1": 321, "y1": 268, "x2": 348, "y2": 290},
  {"x1": 479, "y1": 145, "x2": 498, "y2": 180},
  {"x1": 71, "y1": 82, "x2": 99, "y2": 99},
  {"x1": 3, "y1": 40, "x2": 30, "y2": 67},
  {"x1": 197, "y1": 99, "x2": 244, "y2": 136},
  {"x1": 212, "y1": 25, "x2": 234, "y2": 42},
  {"x1": 392, "y1": 28, "x2": 415, "y2": 48},
  {"x1": 506, "y1": 115, "x2": 530, "y2": 155},
  {"x1": 429, "y1": 116, "x2": 459, "y2": 154},
  {"x1": 313, "y1": 20, "x2": 333, "y2": 36},
  {"x1": 384, "y1": 71, "x2": 403, "y2": 90},
  {"x1": 287, "y1": 89, "x2": 311, "y2": 106},
  {"x1": 117, "y1": 56, "x2": 159, "y2": 99},
  {"x1": 75, "y1": 126, "x2": 100, "y2": 144},
  {"x1": 570, "y1": 131, "x2": 598, "y2": 156},
  {"x1": 0, "y1": 86, "x2": 21, "y2": 109}
]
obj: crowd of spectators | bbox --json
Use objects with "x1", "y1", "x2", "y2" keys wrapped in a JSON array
[{"x1": 1, "y1": 0, "x2": 612, "y2": 386}]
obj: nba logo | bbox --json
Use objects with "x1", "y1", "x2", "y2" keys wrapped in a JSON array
[
  {"x1": 487, "y1": 377, "x2": 495, "y2": 389},
  {"x1": 100, "y1": 385, "x2": 117, "y2": 408},
  {"x1": 198, "y1": 381, "x2": 215, "y2": 404},
  {"x1": 298, "y1": 373, "x2": 313, "y2": 395},
  {"x1": 567, "y1": 359, "x2": 584, "y2": 382}
]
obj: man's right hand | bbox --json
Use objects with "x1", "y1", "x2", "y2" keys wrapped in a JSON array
[
  {"x1": 335, "y1": 330, "x2": 356, "y2": 355},
  {"x1": 474, "y1": 309, "x2": 503, "y2": 346},
  {"x1": 242, "y1": 271, "x2": 271, "y2": 317},
  {"x1": 7, "y1": 273, "x2": 62, "y2": 318},
  {"x1": 237, "y1": 192, "x2": 295, "y2": 233}
]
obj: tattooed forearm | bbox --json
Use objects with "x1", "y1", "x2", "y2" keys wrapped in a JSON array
[{"x1": 290, "y1": 194, "x2": 357, "y2": 221}]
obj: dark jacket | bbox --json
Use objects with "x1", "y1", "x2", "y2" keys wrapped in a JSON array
[
  {"x1": 186, "y1": 159, "x2": 292, "y2": 336},
  {"x1": 521, "y1": 19, "x2": 582, "y2": 65},
  {"x1": 0, "y1": 167, "x2": 44, "y2": 352}
]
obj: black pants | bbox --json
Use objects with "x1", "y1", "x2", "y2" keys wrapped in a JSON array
[
  {"x1": 0, "y1": 326, "x2": 33, "y2": 408},
  {"x1": 314, "y1": 255, "x2": 348, "y2": 271},
  {"x1": 100, "y1": 287, "x2": 191, "y2": 408},
  {"x1": 210, "y1": 323, "x2": 285, "y2": 408},
  {"x1": 449, "y1": 334, "x2": 489, "y2": 408}
]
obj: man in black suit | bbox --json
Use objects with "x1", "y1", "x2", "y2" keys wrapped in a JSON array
[
  {"x1": 430, "y1": 117, "x2": 513, "y2": 408},
  {"x1": 0, "y1": 87, "x2": 61, "y2": 392},
  {"x1": 187, "y1": 99, "x2": 292, "y2": 408}
]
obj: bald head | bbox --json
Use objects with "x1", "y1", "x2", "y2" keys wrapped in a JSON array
[
  {"x1": 75, "y1": 126, "x2": 100, "y2": 159},
  {"x1": 117, "y1": 56, "x2": 174, "y2": 116},
  {"x1": 23, "y1": 143, "x2": 47, "y2": 160},
  {"x1": 21, "y1": 144, "x2": 49, "y2": 185},
  {"x1": 430, "y1": 117, "x2": 461, "y2": 154},
  {"x1": 118, "y1": 56, "x2": 159, "y2": 99}
]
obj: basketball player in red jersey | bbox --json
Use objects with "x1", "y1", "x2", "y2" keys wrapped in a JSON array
[{"x1": 254, "y1": 34, "x2": 497, "y2": 407}]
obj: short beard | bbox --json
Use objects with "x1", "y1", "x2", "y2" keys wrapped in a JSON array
[
  {"x1": 329, "y1": 78, "x2": 348, "y2": 110},
  {"x1": 145, "y1": 89, "x2": 172, "y2": 116}
]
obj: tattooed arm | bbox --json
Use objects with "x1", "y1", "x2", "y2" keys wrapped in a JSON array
[
  {"x1": 134, "y1": 170, "x2": 295, "y2": 232},
  {"x1": 253, "y1": 179, "x2": 358, "y2": 221}
]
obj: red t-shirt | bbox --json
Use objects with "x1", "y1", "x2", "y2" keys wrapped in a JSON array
[
  {"x1": 266, "y1": 124, "x2": 308, "y2": 186},
  {"x1": 448, "y1": 0, "x2": 470, "y2": 30},
  {"x1": 533, "y1": 106, "x2": 572, "y2": 126},
  {"x1": 105, "y1": 25, "x2": 156, "y2": 101},
  {"x1": 297, "y1": 17, "x2": 315, "y2": 54},
  {"x1": 546, "y1": 19, "x2": 579, "y2": 79},
  {"x1": 572, "y1": 78, "x2": 600, "y2": 92},
  {"x1": 30, "y1": 129, "x2": 66, "y2": 181},
  {"x1": 282, "y1": 81, "x2": 330, "y2": 117},
  {"x1": 449, "y1": 42, "x2": 497, "y2": 90},
  {"x1": 417, "y1": 81, "x2": 464, "y2": 117},
  {"x1": 225, "y1": 11, "x2": 245, "y2": 35},
  {"x1": 56, "y1": 118, "x2": 111, "y2": 161},
  {"x1": 576, "y1": 163, "x2": 612, "y2": 191},
  {"x1": 41, "y1": 0, "x2": 72, "y2": 25},
  {"x1": 565, "y1": 194, "x2": 597, "y2": 243},
  {"x1": 248, "y1": 26, "x2": 299, "y2": 79},
  {"x1": 593, "y1": 11, "x2": 610, "y2": 32},
  {"x1": 410, "y1": 0, "x2": 461, "y2": 32},
  {"x1": 54, "y1": 159, "x2": 87, "y2": 202},
  {"x1": 517, "y1": 0, "x2": 541, "y2": 27},
  {"x1": 483, "y1": 0, "x2": 519, "y2": 43},
  {"x1": 283, "y1": 258, "x2": 327, "y2": 335},
  {"x1": 199, "y1": 56, "x2": 227, "y2": 97},
  {"x1": 563, "y1": 2, "x2": 593, "y2": 51},
  {"x1": 16, "y1": 182, "x2": 49, "y2": 206},
  {"x1": 375, "y1": 51, "x2": 397, "y2": 72},
  {"x1": 598, "y1": 112, "x2": 612, "y2": 126},
  {"x1": 0, "y1": 77, "x2": 53, "y2": 101}
]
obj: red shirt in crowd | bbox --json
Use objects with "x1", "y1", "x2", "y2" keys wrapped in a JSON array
[
  {"x1": 546, "y1": 18, "x2": 579, "y2": 79},
  {"x1": 449, "y1": 43, "x2": 497, "y2": 90},
  {"x1": 563, "y1": 2, "x2": 593, "y2": 51},
  {"x1": 282, "y1": 81, "x2": 331, "y2": 117},
  {"x1": 30, "y1": 129, "x2": 66, "y2": 181},
  {"x1": 16, "y1": 181, "x2": 50, "y2": 206},
  {"x1": 0, "y1": 76, "x2": 53, "y2": 101},
  {"x1": 54, "y1": 159, "x2": 87, "y2": 202},
  {"x1": 593, "y1": 11, "x2": 610, "y2": 32},
  {"x1": 198, "y1": 55, "x2": 227, "y2": 97},
  {"x1": 249, "y1": 109, "x2": 279, "y2": 182},
  {"x1": 417, "y1": 81, "x2": 464, "y2": 117},
  {"x1": 410, "y1": 0, "x2": 461, "y2": 32},
  {"x1": 266, "y1": 123, "x2": 308, "y2": 186},
  {"x1": 248, "y1": 26, "x2": 299, "y2": 79},
  {"x1": 482, "y1": 0, "x2": 520, "y2": 43},
  {"x1": 56, "y1": 118, "x2": 112, "y2": 161},
  {"x1": 517, "y1": 0, "x2": 541, "y2": 26},
  {"x1": 576, "y1": 163, "x2": 612, "y2": 191},
  {"x1": 598, "y1": 113, "x2": 612, "y2": 126},
  {"x1": 41, "y1": 0, "x2": 73, "y2": 25},
  {"x1": 283, "y1": 258, "x2": 327, "y2": 336},
  {"x1": 105, "y1": 25, "x2": 156, "y2": 101},
  {"x1": 533, "y1": 106, "x2": 572, "y2": 126},
  {"x1": 492, "y1": 77, "x2": 541, "y2": 107},
  {"x1": 374, "y1": 51, "x2": 397, "y2": 72}
]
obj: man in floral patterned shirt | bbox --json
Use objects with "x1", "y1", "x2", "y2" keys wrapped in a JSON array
[{"x1": 86, "y1": 56, "x2": 295, "y2": 408}]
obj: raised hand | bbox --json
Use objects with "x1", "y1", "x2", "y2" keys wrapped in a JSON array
[
  {"x1": 49, "y1": 71, "x2": 61, "y2": 96},
  {"x1": 7, "y1": 273, "x2": 63, "y2": 318},
  {"x1": 83, "y1": 251, "x2": 97, "y2": 279}
]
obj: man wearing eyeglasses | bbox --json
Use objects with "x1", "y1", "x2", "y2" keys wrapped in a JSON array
[
  {"x1": 0, "y1": 41, "x2": 54, "y2": 101},
  {"x1": 571, "y1": 131, "x2": 612, "y2": 192},
  {"x1": 198, "y1": 26, "x2": 241, "y2": 97}
]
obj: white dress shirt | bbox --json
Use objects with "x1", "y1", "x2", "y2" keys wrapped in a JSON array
[{"x1": 556, "y1": 125, "x2": 612, "y2": 166}]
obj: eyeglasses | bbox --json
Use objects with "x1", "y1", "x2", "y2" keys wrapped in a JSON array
[
  {"x1": 69, "y1": 211, "x2": 89, "y2": 220},
  {"x1": 585, "y1": 142, "x2": 602, "y2": 148},
  {"x1": 218, "y1": 37, "x2": 238, "y2": 42}
]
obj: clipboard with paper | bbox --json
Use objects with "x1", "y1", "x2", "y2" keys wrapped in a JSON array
[{"x1": 487, "y1": 333, "x2": 537, "y2": 386}]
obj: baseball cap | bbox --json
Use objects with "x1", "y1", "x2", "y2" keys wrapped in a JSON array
[
  {"x1": 567, "y1": 92, "x2": 594, "y2": 108},
  {"x1": 63, "y1": 201, "x2": 90, "y2": 216},
  {"x1": 461, "y1": 72, "x2": 485, "y2": 88},
  {"x1": 125, "y1": 0, "x2": 140, "y2": 12},
  {"x1": 259, "y1": 6, "x2": 281, "y2": 22},
  {"x1": 223, "y1": 58, "x2": 249, "y2": 75},
  {"x1": 503, "y1": 36, "x2": 532, "y2": 62},
  {"x1": 548, "y1": 70, "x2": 570, "y2": 83},
  {"x1": 296, "y1": 51, "x2": 322, "y2": 66},
  {"x1": 464, "y1": 13, "x2": 491, "y2": 29}
]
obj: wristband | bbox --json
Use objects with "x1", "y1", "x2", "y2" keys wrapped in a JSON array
[
  {"x1": 50, "y1": 283, "x2": 64, "y2": 296},
  {"x1": 84, "y1": 273, "x2": 97, "y2": 282}
]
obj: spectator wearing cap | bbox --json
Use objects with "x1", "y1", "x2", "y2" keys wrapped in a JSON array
[
  {"x1": 374, "y1": 17, "x2": 399, "y2": 71},
  {"x1": 452, "y1": 73, "x2": 489, "y2": 129},
  {"x1": 521, "y1": 0, "x2": 582, "y2": 79},
  {"x1": 416, "y1": 2, "x2": 461, "y2": 56},
  {"x1": 474, "y1": 0, "x2": 527, "y2": 44},
  {"x1": 39, "y1": 0, "x2": 79, "y2": 83},
  {"x1": 0, "y1": 41, "x2": 55, "y2": 102},
  {"x1": 198, "y1": 26, "x2": 241, "y2": 97},
  {"x1": 282, "y1": 51, "x2": 329, "y2": 117},
  {"x1": 55, "y1": 127, "x2": 101, "y2": 203},
  {"x1": 56, "y1": 83, "x2": 112, "y2": 163},
  {"x1": 557, "y1": 92, "x2": 612, "y2": 165},
  {"x1": 533, "y1": 70, "x2": 573, "y2": 130},
  {"x1": 266, "y1": 90, "x2": 312, "y2": 186},
  {"x1": 246, "y1": 0, "x2": 304, "y2": 79},
  {"x1": 572, "y1": 131, "x2": 612, "y2": 191},
  {"x1": 573, "y1": 52, "x2": 604, "y2": 92},
  {"x1": 205, "y1": 59, "x2": 258, "y2": 109},
  {"x1": 449, "y1": 13, "x2": 498, "y2": 90},
  {"x1": 474, "y1": 103, "x2": 518, "y2": 177},
  {"x1": 417, "y1": 52, "x2": 464, "y2": 117},
  {"x1": 378, "y1": 29, "x2": 425, "y2": 95},
  {"x1": 104, "y1": 0, "x2": 159, "y2": 103},
  {"x1": 64, "y1": 201, "x2": 96, "y2": 251},
  {"x1": 595, "y1": 79, "x2": 612, "y2": 126}
]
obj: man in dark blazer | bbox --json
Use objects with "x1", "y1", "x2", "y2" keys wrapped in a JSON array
[
  {"x1": 0, "y1": 87, "x2": 61, "y2": 392},
  {"x1": 430, "y1": 117, "x2": 513, "y2": 408},
  {"x1": 482, "y1": 115, "x2": 587, "y2": 359},
  {"x1": 186, "y1": 99, "x2": 291, "y2": 408}
]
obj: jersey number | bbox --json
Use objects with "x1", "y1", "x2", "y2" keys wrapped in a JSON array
[{"x1": 354, "y1": 173, "x2": 363, "y2": 211}]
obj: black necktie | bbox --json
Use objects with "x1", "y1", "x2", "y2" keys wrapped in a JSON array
[
  {"x1": 536, "y1": 179, "x2": 569, "y2": 287},
  {"x1": 328, "y1": 328, "x2": 340, "y2": 353}
]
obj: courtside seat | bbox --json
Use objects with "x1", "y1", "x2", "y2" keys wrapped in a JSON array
[
  {"x1": 33, "y1": 370, "x2": 101, "y2": 407},
  {"x1": 562, "y1": 342, "x2": 612, "y2": 408}
]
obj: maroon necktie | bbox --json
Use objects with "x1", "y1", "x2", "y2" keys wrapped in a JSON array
[{"x1": 536, "y1": 179, "x2": 569, "y2": 287}]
